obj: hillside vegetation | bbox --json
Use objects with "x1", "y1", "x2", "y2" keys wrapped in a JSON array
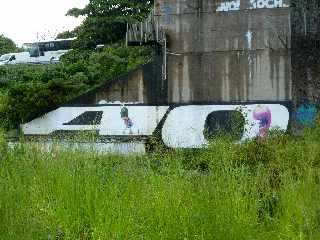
[
  {"x1": 0, "y1": 0, "x2": 153, "y2": 129},
  {"x1": 0, "y1": 123, "x2": 319, "y2": 239},
  {"x1": 0, "y1": 45, "x2": 152, "y2": 129},
  {"x1": 0, "y1": 1, "x2": 320, "y2": 239}
]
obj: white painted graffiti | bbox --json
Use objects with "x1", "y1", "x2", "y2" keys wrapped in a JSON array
[
  {"x1": 162, "y1": 104, "x2": 289, "y2": 148},
  {"x1": 217, "y1": 0, "x2": 240, "y2": 12},
  {"x1": 22, "y1": 106, "x2": 169, "y2": 136},
  {"x1": 216, "y1": 0, "x2": 289, "y2": 12},
  {"x1": 22, "y1": 104, "x2": 290, "y2": 149},
  {"x1": 249, "y1": 0, "x2": 289, "y2": 9}
]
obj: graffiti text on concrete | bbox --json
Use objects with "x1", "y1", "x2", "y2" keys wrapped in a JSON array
[
  {"x1": 216, "y1": 0, "x2": 289, "y2": 12},
  {"x1": 216, "y1": 0, "x2": 240, "y2": 12},
  {"x1": 296, "y1": 103, "x2": 317, "y2": 127},
  {"x1": 22, "y1": 104, "x2": 290, "y2": 149}
]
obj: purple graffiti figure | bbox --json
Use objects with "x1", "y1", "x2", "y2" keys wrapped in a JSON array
[
  {"x1": 253, "y1": 105, "x2": 272, "y2": 139},
  {"x1": 121, "y1": 106, "x2": 133, "y2": 134}
]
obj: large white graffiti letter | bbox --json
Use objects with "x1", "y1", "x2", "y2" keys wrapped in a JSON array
[
  {"x1": 217, "y1": 0, "x2": 240, "y2": 12},
  {"x1": 22, "y1": 106, "x2": 169, "y2": 136},
  {"x1": 161, "y1": 104, "x2": 290, "y2": 148},
  {"x1": 250, "y1": 0, "x2": 257, "y2": 8},
  {"x1": 249, "y1": 0, "x2": 289, "y2": 9}
]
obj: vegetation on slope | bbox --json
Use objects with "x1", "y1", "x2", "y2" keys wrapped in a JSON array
[
  {"x1": 65, "y1": 0, "x2": 152, "y2": 50},
  {"x1": 0, "y1": 45, "x2": 152, "y2": 129},
  {"x1": 0, "y1": 123, "x2": 319, "y2": 239},
  {"x1": 0, "y1": 0, "x2": 154, "y2": 129}
]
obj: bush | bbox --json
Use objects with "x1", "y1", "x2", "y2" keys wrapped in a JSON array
[
  {"x1": 0, "y1": 45, "x2": 152, "y2": 129},
  {"x1": 0, "y1": 125, "x2": 320, "y2": 239}
]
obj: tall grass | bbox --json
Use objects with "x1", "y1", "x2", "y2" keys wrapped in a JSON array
[{"x1": 0, "y1": 125, "x2": 319, "y2": 239}]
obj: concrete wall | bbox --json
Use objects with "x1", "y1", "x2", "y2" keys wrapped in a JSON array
[
  {"x1": 291, "y1": 0, "x2": 320, "y2": 106},
  {"x1": 68, "y1": 61, "x2": 166, "y2": 105},
  {"x1": 22, "y1": 103, "x2": 291, "y2": 149},
  {"x1": 155, "y1": 0, "x2": 292, "y2": 103},
  {"x1": 95, "y1": 68, "x2": 146, "y2": 103},
  {"x1": 20, "y1": 1, "x2": 320, "y2": 151},
  {"x1": 70, "y1": 0, "x2": 295, "y2": 106},
  {"x1": 69, "y1": 0, "x2": 320, "y2": 108}
]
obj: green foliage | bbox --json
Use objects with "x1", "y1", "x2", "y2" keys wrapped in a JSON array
[
  {"x1": 55, "y1": 30, "x2": 77, "y2": 40},
  {"x1": 87, "y1": 45, "x2": 152, "y2": 81},
  {"x1": 0, "y1": 0, "x2": 155, "y2": 129},
  {"x1": 1, "y1": 80, "x2": 77, "y2": 129},
  {"x1": 0, "y1": 127, "x2": 320, "y2": 239},
  {"x1": 0, "y1": 1, "x2": 154, "y2": 130},
  {"x1": 0, "y1": 35, "x2": 18, "y2": 55},
  {"x1": 67, "y1": 0, "x2": 153, "y2": 49},
  {"x1": 0, "y1": 45, "x2": 152, "y2": 129}
]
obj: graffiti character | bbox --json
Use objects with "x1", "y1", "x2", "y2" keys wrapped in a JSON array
[
  {"x1": 121, "y1": 106, "x2": 133, "y2": 134},
  {"x1": 296, "y1": 101, "x2": 317, "y2": 127},
  {"x1": 253, "y1": 105, "x2": 272, "y2": 139}
]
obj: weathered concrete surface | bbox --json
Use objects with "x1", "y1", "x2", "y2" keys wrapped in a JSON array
[
  {"x1": 70, "y1": 0, "x2": 319, "y2": 107},
  {"x1": 8, "y1": 141, "x2": 147, "y2": 155},
  {"x1": 155, "y1": 0, "x2": 292, "y2": 103},
  {"x1": 291, "y1": 0, "x2": 320, "y2": 106},
  {"x1": 95, "y1": 67, "x2": 145, "y2": 103},
  {"x1": 21, "y1": 103, "x2": 291, "y2": 149},
  {"x1": 68, "y1": 61, "x2": 166, "y2": 105},
  {"x1": 167, "y1": 50, "x2": 291, "y2": 102}
]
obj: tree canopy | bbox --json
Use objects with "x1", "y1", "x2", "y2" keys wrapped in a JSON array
[
  {"x1": 0, "y1": 0, "x2": 155, "y2": 130},
  {"x1": 0, "y1": 35, "x2": 17, "y2": 55},
  {"x1": 66, "y1": 0, "x2": 153, "y2": 49}
]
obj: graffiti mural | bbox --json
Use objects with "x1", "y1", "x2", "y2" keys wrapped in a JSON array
[
  {"x1": 22, "y1": 106, "x2": 169, "y2": 136},
  {"x1": 216, "y1": 0, "x2": 289, "y2": 12},
  {"x1": 296, "y1": 103, "x2": 317, "y2": 127},
  {"x1": 217, "y1": 0, "x2": 240, "y2": 12},
  {"x1": 121, "y1": 106, "x2": 134, "y2": 134},
  {"x1": 63, "y1": 111, "x2": 103, "y2": 125},
  {"x1": 22, "y1": 103, "x2": 291, "y2": 150},
  {"x1": 253, "y1": 105, "x2": 272, "y2": 139},
  {"x1": 161, "y1": 104, "x2": 289, "y2": 148},
  {"x1": 203, "y1": 110, "x2": 245, "y2": 141},
  {"x1": 249, "y1": 0, "x2": 289, "y2": 9}
]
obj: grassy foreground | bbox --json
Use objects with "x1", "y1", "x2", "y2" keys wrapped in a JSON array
[{"x1": 0, "y1": 127, "x2": 320, "y2": 239}]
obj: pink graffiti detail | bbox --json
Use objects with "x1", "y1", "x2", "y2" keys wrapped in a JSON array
[
  {"x1": 253, "y1": 105, "x2": 272, "y2": 139},
  {"x1": 122, "y1": 117, "x2": 133, "y2": 129}
]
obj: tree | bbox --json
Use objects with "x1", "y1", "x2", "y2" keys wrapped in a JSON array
[
  {"x1": 56, "y1": 30, "x2": 78, "y2": 40},
  {"x1": 0, "y1": 35, "x2": 17, "y2": 55},
  {"x1": 67, "y1": 0, "x2": 153, "y2": 50}
]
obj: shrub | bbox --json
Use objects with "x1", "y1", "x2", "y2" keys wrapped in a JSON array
[{"x1": 0, "y1": 45, "x2": 152, "y2": 129}]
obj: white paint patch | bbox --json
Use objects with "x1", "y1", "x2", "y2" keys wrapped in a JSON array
[
  {"x1": 99, "y1": 106, "x2": 168, "y2": 136},
  {"x1": 250, "y1": 0, "x2": 289, "y2": 9},
  {"x1": 22, "y1": 104, "x2": 290, "y2": 150},
  {"x1": 217, "y1": 0, "x2": 240, "y2": 12},
  {"x1": 22, "y1": 106, "x2": 169, "y2": 136},
  {"x1": 246, "y1": 31, "x2": 253, "y2": 49},
  {"x1": 161, "y1": 104, "x2": 289, "y2": 148},
  {"x1": 98, "y1": 100, "x2": 142, "y2": 105}
]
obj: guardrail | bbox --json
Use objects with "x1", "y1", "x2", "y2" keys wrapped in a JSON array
[{"x1": 126, "y1": 12, "x2": 166, "y2": 46}]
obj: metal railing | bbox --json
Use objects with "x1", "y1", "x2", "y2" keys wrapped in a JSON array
[
  {"x1": 126, "y1": 12, "x2": 166, "y2": 45},
  {"x1": 126, "y1": 11, "x2": 167, "y2": 82}
]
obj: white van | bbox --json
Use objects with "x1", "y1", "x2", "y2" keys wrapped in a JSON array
[
  {"x1": 23, "y1": 38, "x2": 74, "y2": 64},
  {"x1": 0, "y1": 38, "x2": 75, "y2": 66},
  {"x1": 0, "y1": 52, "x2": 31, "y2": 65}
]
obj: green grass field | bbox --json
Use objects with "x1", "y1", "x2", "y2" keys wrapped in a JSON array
[{"x1": 0, "y1": 126, "x2": 320, "y2": 239}]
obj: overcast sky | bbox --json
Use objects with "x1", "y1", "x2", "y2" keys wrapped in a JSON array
[{"x1": 0, "y1": 0, "x2": 89, "y2": 46}]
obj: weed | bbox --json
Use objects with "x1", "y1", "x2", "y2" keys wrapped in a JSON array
[{"x1": 0, "y1": 124, "x2": 320, "y2": 239}]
